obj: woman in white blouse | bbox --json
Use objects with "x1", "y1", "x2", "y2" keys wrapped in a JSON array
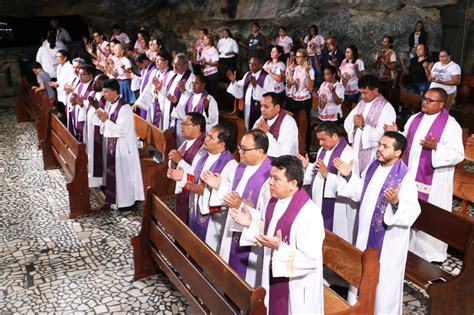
[
  {"x1": 429, "y1": 49, "x2": 461, "y2": 111},
  {"x1": 317, "y1": 65, "x2": 344, "y2": 122},
  {"x1": 263, "y1": 45, "x2": 286, "y2": 97},
  {"x1": 217, "y1": 29, "x2": 239, "y2": 72},
  {"x1": 200, "y1": 33, "x2": 220, "y2": 98},
  {"x1": 338, "y1": 45, "x2": 365, "y2": 104}
]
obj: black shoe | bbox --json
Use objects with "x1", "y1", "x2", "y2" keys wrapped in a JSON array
[{"x1": 117, "y1": 201, "x2": 139, "y2": 212}]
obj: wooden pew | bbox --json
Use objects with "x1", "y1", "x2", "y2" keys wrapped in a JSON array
[
  {"x1": 140, "y1": 123, "x2": 177, "y2": 198},
  {"x1": 16, "y1": 77, "x2": 42, "y2": 123},
  {"x1": 323, "y1": 230, "x2": 379, "y2": 315},
  {"x1": 40, "y1": 110, "x2": 108, "y2": 218},
  {"x1": 15, "y1": 76, "x2": 54, "y2": 145},
  {"x1": 132, "y1": 189, "x2": 267, "y2": 314},
  {"x1": 133, "y1": 114, "x2": 152, "y2": 158},
  {"x1": 453, "y1": 128, "x2": 474, "y2": 216},
  {"x1": 132, "y1": 190, "x2": 380, "y2": 314},
  {"x1": 389, "y1": 89, "x2": 421, "y2": 113},
  {"x1": 456, "y1": 75, "x2": 474, "y2": 105},
  {"x1": 294, "y1": 110, "x2": 308, "y2": 155},
  {"x1": 405, "y1": 200, "x2": 474, "y2": 315}
]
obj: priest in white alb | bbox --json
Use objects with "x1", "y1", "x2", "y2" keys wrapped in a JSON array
[
  {"x1": 96, "y1": 79, "x2": 144, "y2": 209},
  {"x1": 344, "y1": 74, "x2": 396, "y2": 173},
  {"x1": 335, "y1": 131, "x2": 421, "y2": 315},
  {"x1": 252, "y1": 92, "x2": 298, "y2": 158},
  {"x1": 201, "y1": 129, "x2": 272, "y2": 287},
  {"x1": 168, "y1": 124, "x2": 237, "y2": 252},
  {"x1": 297, "y1": 121, "x2": 358, "y2": 242},
  {"x1": 226, "y1": 56, "x2": 273, "y2": 130},
  {"x1": 232, "y1": 155, "x2": 325, "y2": 315},
  {"x1": 384, "y1": 87, "x2": 464, "y2": 262}
]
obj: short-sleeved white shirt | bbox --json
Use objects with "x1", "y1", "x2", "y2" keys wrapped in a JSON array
[{"x1": 429, "y1": 61, "x2": 461, "y2": 94}]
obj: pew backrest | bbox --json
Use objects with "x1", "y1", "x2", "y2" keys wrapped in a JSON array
[
  {"x1": 323, "y1": 230, "x2": 379, "y2": 315},
  {"x1": 132, "y1": 189, "x2": 267, "y2": 314},
  {"x1": 133, "y1": 114, "x2": 152, "y2": 157}
]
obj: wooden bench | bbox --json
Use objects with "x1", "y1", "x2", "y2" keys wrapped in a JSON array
[
  {"x1": 389, "y1": 89, "x2": 421, "y2": 113},
  {"x1": 140, "y1": 123, "x2": 177, "y2": 198},
  {"x1": 323, "y1": 230, "x2": 379, "y2": 315},
  {"x1": 456, "y1": 75, "x2": 474, "y2": 105},
  {"x1": 16, "y1": 76, "x2": 54, "y2": 146},
  {"x1": 133, "y1": 114, "x2": 152, "y2": 158},
  {"x1": 40, "y1": 110, "x2": 108, "y2": 218},
  {"x1": 132, "y1": 189, "x2": 379, "y2": 314},
  {"x1": 454, "y1": 129, "x2": 474, "y2": 215},
  {"x1": 405, "y1": 200, "x2": 474, "y2": 315},
  {"x1": 132, "y1": 189, "x2": 267, "y2": 314}
]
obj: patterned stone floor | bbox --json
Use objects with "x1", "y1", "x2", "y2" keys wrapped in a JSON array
[{"x1": 0, "y1": 96, "x2": 468, "y2": 314}]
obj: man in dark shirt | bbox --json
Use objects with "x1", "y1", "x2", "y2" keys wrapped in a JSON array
[{"x1": 320, "y1": 36, "x2": 345, "y2": 70}]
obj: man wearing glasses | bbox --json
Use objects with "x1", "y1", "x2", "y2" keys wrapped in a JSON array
[
  {"x1": 167, "y1": 112, "x2": 206, "y2": 224},
  {"x1": 69, "y1": 64, "x2": 95, "y2": 142},
  {"x1": 384, "y1": 87, "x2": 464, "y2": 263},
  {"x1": 168, "y1": 124, "x2": 237, "y2": 251},
  {"x1": 201, "y1": 129, "x2": 272, "y2": 287}
]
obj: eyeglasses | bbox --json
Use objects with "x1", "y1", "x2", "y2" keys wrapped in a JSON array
[
  {"x1": 422, "y1": 97, "x2": 443, "y2": 104},
  {"x1": 182, "y1": 121, "x2": 196, "y2": 126},
  {"x1": 237, "y1": 145, "x2": 260, "y2": 153}
]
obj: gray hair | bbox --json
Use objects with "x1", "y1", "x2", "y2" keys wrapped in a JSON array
[
  {"x1": 72, "y1": 58, "x2": 85, "y2": 66},
  {"x1": 175, "y1": 52, "x2": 189, "y2": 64}
]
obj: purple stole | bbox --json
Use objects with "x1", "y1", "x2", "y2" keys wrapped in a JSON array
[
  {"x1": 359, "y1": 160, "x2": 409, "y2": 259},
  {"x1": 355, "y1": 94, "x2": 388, "y2": 172},
  {"x1": 311, "y1": 138, "x2": 348, "y2": 230},
  {"x1": 139, "y1": 63, "x2": 157, "y2": 119},
  {"x1": 189, "y1": 150, "x2": 234, "y2": 240},
  {"x1": 68, "y1": 76, "x2": 80, "y2": 137},
  {"x1": 152, "y1": 69, "x2": 171, "y2": 128},
  {"x1": 75, "y1": 81, "x2": 94, "y2": 142},
  {"x1": 105, "y1": 97, "x2": 127, "y2": 204},
  {"x1": 267, "y1": 110, "x2": 287, "y2": 140},
  {"x1": 243, "y1": 70, "x2": 268, "y2": 129},
  {"x1": 185, "y1": 91, "x2": 209, "y2": 115},
  {"x1": 228, "y1": 158, "x2": 272, "y2": 279},
  {"x1": 90, "y1": 94, "x2": 106, "y2": 178},
  {"x1": 264, "y1": 188, "x2": 310, "y2": 315},
  {"x1": 404, "y1": 110, "x2": 449, "y2": 201},
  {"x1": 175, "y1": 133, "x2": 206, "y2": 224},
  {"x1": 167, "y1": 70, "x2": 192, "y2": 129}
]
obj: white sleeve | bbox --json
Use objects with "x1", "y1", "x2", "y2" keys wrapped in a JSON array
[
  {"x1": 103, "y1": 105, "x2": 133, "y2": 138},
  {"x1": 205, "y1": 96, "x2": 219, "y2": 127},
  {"x1": 171, "y1": 94, "x2": 190, "y2": 120},
  {"x1": 226, "y1": 77, "x2": 245, "y2": 99},
  {"x1": 344, "y1": 107, "x2": 357, "y2": 144},
  {"x1": 361, "y1": 104, "x2": 396, "y2": 149},
  {"x1": 431, "y1": 118, "x2": 464, "y2": 168},
  {"x1": 266, "y1": 116, "x2": 298, "y2": 157},
  {"x1": 272, "y1": 202, "x2": 324, "y2": 278}
]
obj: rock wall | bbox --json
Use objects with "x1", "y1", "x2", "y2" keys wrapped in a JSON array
[{"x1": 0, "y1": 0, "x2": 460, "y2": 70}]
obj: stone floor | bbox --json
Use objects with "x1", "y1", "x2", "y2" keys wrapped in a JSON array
[{"x1": 0, "y1": 97, "x2": 468, "y2": 314}]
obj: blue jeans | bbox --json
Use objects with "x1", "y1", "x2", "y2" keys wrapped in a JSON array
[{"x1": 407, "y1": 81, "x2": 430, "y2": 95}]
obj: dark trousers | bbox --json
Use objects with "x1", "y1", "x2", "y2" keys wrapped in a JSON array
[{"x1": 204, "y1": 72, "x2": 220, "y2": 99}]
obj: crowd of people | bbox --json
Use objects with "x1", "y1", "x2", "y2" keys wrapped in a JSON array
[{"x1": 29, "y1": 18, "x2": 467, "y2": 315}]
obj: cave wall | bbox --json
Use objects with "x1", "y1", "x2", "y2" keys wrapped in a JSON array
[{"x1": 1, "y1": 0, "x2": 471, "y2": 72}]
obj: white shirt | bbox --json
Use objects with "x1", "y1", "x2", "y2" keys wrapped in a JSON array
[
  {"x1": 263, "y1": 61, "x2": 286, "y2": 94},
  {"x1": 275, "y1": 36, "x2": 293, "y2": 54},
  {"x1": 429, "y1": 61, "x2": 461, "y2": 94},
  {"x1": 200, "y1": 46, "x2": 219, "y2": 76},
  {"x1": 36, "y1": 44, "x2": 61, "y2": 78},
  {"x1": 253, "y1": 113, "x2": 298, "y2": 158},
  {"x1": 217, "y1": 37, "x2": 239, "y2": 58},
  {"x1": 339, "y1": 59, "x2": 365, "y2": 94},
  {"x1": 317, "y1": 81, "x2": 344, "y2": 121},
  {"x1": 291, "y1": 66, "x2": 315, "y2": 101},
  {"x1": 304, "y1": 34, "x2": 325, "y2": 56},
  {"x1": 111, "y1": 32, "x2": 131, "y2": 45},
  {"x1": 111, "y1": 56, "x2": 132, "y2": 80}
]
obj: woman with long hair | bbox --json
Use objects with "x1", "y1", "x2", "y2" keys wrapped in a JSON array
[{"x1": 338, "y1": 45, "x2": 365, "y2": 103}]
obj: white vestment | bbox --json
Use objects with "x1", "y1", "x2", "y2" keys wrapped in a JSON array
[
  {"x1": 161, "y1": 71, "x2": 194, "y2": 131},
  {"x1": 55, "y1": 62, "x2": 75, "y2": 104},
  {"x1": 304, "y1": 143, "x2": 358, "y2": 243},
  {"x1": 338, "y1": 163, "x2": 421, "y2": 315},
  {"x1": 403, "y1": 113, "x2": 464, "y2": 262},
  {"x1": 134, "y1": 68, "x2": 171, "y2": 127},
  {"x1": 84, "y1": 92, "x2": 105, "y2": 188},
  {"x1": 241, "y1": 196, "x2": 325, "y2": 315},
  {"x1": 176, "y1": 151, "x2": 237, "y2": 252},
  {"x1": 252, "y1": 114, "x2": 298, "y2": 158},
  {"x1": 100, "y1": 100, "x2": 144, "y2": 207},
  {"x1": 344, "y1": 98, "x2": 396, "y2": 173},
  {"x1": 226, "y1": 70, "x2": 273, "y2": 129},
  {"x1": 214, "y1": 161, "x2": 271, "y2": 287},
  {"x1": 171, "y1": 92, "x2": 219, "y2": 147}
]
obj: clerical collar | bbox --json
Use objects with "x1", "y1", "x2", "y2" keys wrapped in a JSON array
[
  {"x1": 208, "y1": 151, "x2": 221, "y2": 158},
  {"x1": 111, "y1": 96, "x2": 120, "y2": 104},
  {"x1": 184, "y1": 138, "x2": 197, "y2": 148},
  {"x1": 266, "y1": 114, "x2": 278, "y2": 125},
  {"x1": 251, "y1": 69, "x2": 262, "y2": 77},
  {"x1": 278, "y1": 194, "x2": 293, "y2": 205}
]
